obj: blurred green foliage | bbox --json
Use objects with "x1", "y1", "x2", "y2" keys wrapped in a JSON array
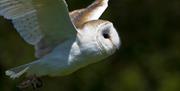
[{"x1": 0, "y1": 0, "x2": 180, "y2": 91}]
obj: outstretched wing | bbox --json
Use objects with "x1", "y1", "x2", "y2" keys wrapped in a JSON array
[{"x1": 0, "y1": 0, "x2": 77, "y2": 57}]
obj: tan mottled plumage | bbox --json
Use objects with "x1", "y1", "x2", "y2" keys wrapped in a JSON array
[{"x1": 70, "y1": 0, "x2": 108, "y2": 28}]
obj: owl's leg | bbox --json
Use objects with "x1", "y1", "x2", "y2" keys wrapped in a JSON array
[{"x1": 17, "y1": 75, "x2": 43, "y2": 90}]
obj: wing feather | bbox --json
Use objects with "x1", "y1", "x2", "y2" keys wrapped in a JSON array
[
  {"x1": 0, "y1": 0, "x2": 42, "y2": 44},
  {"x1": 69, "y1": 0, "x2": 108, "y2": 28},
  {"x1": 0, "y1": 0, "x2": 77, "y2": 57}
]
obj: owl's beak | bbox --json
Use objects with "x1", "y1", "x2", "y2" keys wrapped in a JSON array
[
  {"x1": 114, "y1": 42, "x2": 120, "y2": 50},
  {"x1": 111, "y1": 38, "x2": 120, "y2": 50},
  {"x1": 110, "y1": 33, "x2": 120, "y2": 50}
]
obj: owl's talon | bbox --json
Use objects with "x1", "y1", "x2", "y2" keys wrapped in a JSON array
[
  {"x1": 31, "y1": 76, "x2": 43, "y2": 90},
  {"x1": 17, "y1": 75, "x2": 43, "y2": 90}
]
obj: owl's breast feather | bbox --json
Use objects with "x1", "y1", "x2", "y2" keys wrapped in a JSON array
[{"x1": 62, "y1": 39, "x2": 109, "y2": 75}]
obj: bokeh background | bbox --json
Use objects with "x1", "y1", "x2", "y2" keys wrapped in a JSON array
[{"x1": 0, "y1": 0, "x2": 180, "y2": 91}]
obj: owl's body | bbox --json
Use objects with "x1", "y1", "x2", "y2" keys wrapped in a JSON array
[{"x1": 0, "y1": 0, "x2": 120, "y2": 79}]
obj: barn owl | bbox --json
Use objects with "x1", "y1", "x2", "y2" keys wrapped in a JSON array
[{"x1": 0, "y1": 0, "x2": 120, "y2": 88}]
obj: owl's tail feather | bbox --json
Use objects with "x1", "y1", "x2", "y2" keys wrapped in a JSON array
[{"x1": 5, "y1": 64, "x2": 30, "y2": 79}]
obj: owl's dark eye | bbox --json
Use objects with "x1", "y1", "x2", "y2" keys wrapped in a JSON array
[
  {"x1": 103, "y1": 33, "x2": 110, "y2": 39},
  {"x1": 102, "y1": 28, "x2": 110, "y2": 39}
]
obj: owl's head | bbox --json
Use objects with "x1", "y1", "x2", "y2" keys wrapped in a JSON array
[{"x1": 77, "y1": 20, "x2": 120, "y2": 55}]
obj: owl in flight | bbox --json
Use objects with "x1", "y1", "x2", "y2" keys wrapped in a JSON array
[{"x1": 0, "y1": 0, "x2": 120, "y2": 88}]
